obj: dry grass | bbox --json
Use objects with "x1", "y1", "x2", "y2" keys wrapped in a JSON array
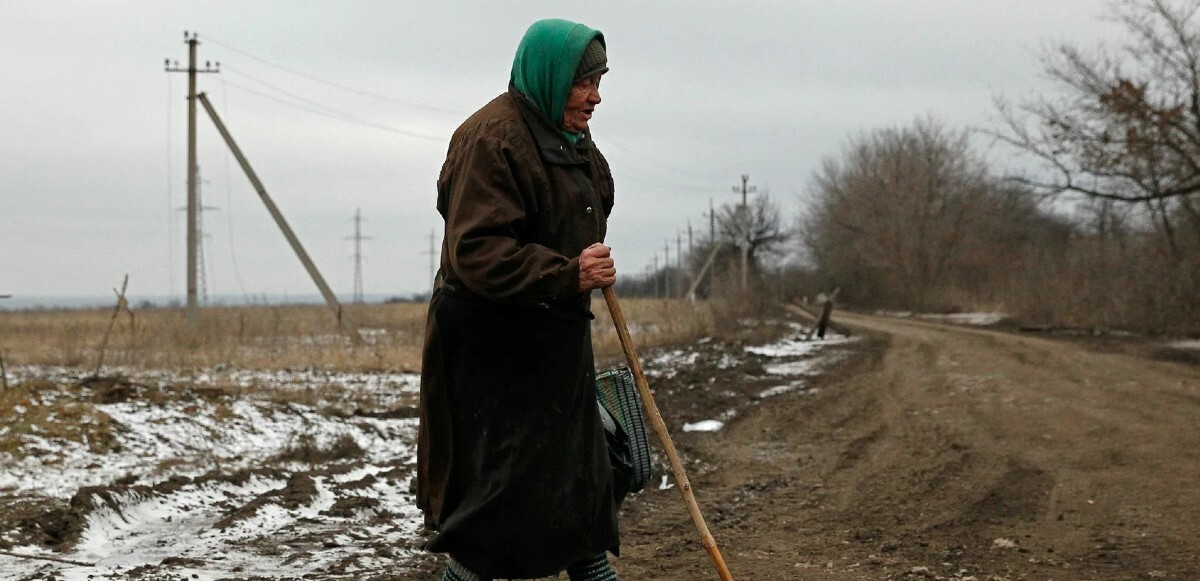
[
  {"x1": 0, "y1": 303, "x2": 426, "y2": 372},
  {"x1": 0, "y1": 297, "x2": 717, "y2": 373},
  {"x1": 592, "y1": 297, "x2": 715, "y2": 366},
  {"x1": 0, "y1": 380, "x2": 116, "y2": 456}
]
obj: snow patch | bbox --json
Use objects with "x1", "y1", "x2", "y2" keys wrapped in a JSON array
[
  {"x1": 921, "y1": 312, "x2": 1007, "y2": 326},
  {"x1": 683, "y1": 420, "x2": 724, "y2": 432},
  {"x1": 746, "y1": 333, "x2": 852, "y2": 358}
]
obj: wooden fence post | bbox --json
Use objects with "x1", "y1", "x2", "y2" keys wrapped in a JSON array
[{"x1": 93, "y1": 275, "x2": 130, "y2": 378}]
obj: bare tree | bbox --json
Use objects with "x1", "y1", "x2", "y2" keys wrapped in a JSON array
[
  {"x1": 994, "y1": 0, "x2": 1200, "y2": 252},
  {"x1": 803, "y1": 118, "x2": 1044, "y2": 310},
  {"x1": 714, "y1": 194, "x2": 791, "y2": 278}
]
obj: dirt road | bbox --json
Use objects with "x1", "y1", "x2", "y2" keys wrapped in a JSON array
[{"x1": 614, "y1": 312, "x2": 1200, "y2": 580}]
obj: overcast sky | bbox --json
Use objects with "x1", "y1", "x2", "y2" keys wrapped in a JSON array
[{"x1": 0, "y1": 1, "x2": 1123, "y2": 305}]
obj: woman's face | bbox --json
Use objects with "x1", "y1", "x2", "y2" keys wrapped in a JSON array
[{"x1": 562, "y1": 74, "x2": 603, "y2": 134}]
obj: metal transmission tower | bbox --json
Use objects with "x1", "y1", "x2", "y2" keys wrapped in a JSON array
[
  {"x1": 176, "y1": 165, "x2": 218, "y2": 305},
  {"x1": 426, "y1": 228, "x2": 437, "y2": 295},
  {"x1": 732, "y1": 174, "x2": 757, "y2": 292},
  {"x1": 195, "y1": 166, "x2": 219, "y2": 304},
  {"x1": 165, "y1": 31, "x2": 219, "y2": 324},
  {"x1": 345, "y1": 209, "x2": 371, "y2": 303}
]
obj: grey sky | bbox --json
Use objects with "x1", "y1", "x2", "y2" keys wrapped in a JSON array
[{"x1": 0, "y1": 1, "x2": 1121, "y2": 303}]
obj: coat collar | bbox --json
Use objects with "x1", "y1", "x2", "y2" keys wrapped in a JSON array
[{"x1": 510, "y1": 84, "x2": 590, "y2": 166}]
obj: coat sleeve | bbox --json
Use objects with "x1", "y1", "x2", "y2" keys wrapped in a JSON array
[{"x1": 441, "y1": 131, "x2": 581, "y2": 302}]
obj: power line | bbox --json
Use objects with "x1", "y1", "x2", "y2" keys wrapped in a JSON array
[
  {"x1": 221, "y1": 78, "x2": 446, "y2": 142},
  {"x1": 203, "y1": 35, "x2": 466, "y2": 116},
  {"x1": 224, "y1": 65, "x2": 370, "y2": 122},
  {"x1": 208, "y1": 35, "x2": 720, "y2": 191},
  {"x1": 602, "y1": 134, "x2": 726, "y2": 182},
  {"x1": 166, "y1": 72, "x2": 175, "y2": 298}
]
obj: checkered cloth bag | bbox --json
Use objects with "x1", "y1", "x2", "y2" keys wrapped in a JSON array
[{"x1": 595, "y1": 367, "x2": 652, "y2": 494}]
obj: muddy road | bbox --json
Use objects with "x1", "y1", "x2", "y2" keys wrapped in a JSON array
[{"x1": 613, "y1": 312, "x2": 1200, "y2": 580}]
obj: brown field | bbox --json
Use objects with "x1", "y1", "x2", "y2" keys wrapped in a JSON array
[{"x1": 0, "y1": 297, "x2": 715, "y2": 374}]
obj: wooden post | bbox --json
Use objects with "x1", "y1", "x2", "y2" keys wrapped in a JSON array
[
  {"x1": 0, "y1": 349, "x2": 9, "y2": 390},
  {"x1": 94, "y1": 275, "x2": 130, "y2": 378},
  {"x1": 603, "y1": 287, "x2": 735, "y2": 581},
  {"x1": 686, "y1": 242, "x2": 724, "y2": 302},
  {"x1": 816, "y1": 298, "x2": 834, "y2": 339},
  {"x1": 196, "y1": 92, "x2": 362, "y2": 344},
  {"x1": 790, "y1": 296, "x2": 851, "y2": 340}
]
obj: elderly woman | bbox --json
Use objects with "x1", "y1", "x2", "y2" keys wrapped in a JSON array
[{"x1": 417, "y1": 18, "x2": 621, "y2": 581}]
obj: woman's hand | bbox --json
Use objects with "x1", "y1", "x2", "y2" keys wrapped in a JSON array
[{"x1": 578, "y1": 243, "x2": 616, "y2": 292}]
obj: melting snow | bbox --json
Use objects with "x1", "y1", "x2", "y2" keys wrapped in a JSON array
[
  {"x1": 1, "y1": 366, "x2": 424, "y2": 580},
  {"x1": 744, "y1": 331, "x2": 853, "y2": 400},
  {"x1": 764, "y1": 360, "x2": 819, "y2": 376},
  {"x1": 877, "y1": 311, "x2": 1007, "y2": 326},
  {"x1": 683, "y1": 420, "x2": 724, "y2": 432},
  {"x1": 746, "y1": 332, "x2": 851, "y2": 358},
  {"x1": 920, "y1": 312, "x2": 1007, "y2": 326},
  {"x1": 1168, "y1": 339, "x2": 1200, "y2": 350},
  {"x1": 643, "y1": 350, "x2": 700, "y2": 378}
]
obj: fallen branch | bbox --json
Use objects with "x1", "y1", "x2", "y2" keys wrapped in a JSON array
[{"x1": 0, "y1": 549, "x2": 95, "y2": 567}]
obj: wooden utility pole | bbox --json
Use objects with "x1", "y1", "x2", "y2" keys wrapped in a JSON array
[
  {"x1": 653, "y1": 254, "x2": 660, "y2": 298},
  {"x1": 687, "y1": 219, "x2": 694, "y2": 255},
  {"x1": 687, "y1": 241, "x2": 724, "y2": 302},
  {"x1": 708, "y1": 198, "x2": 715, "y2": 243},
  {"x1": 663, "y1": 240, "x2": 672, "y2": 298},
  {"x1": 676, "y1": 232, "x2": 684, "y2": 300},
  {"x1": 165, "y1": 32, "x2": 219, "y2": 325},
  {"x1": 732, "y1": 174, "x2": 757, "y2": 292},
  {"x1": 196, "y1": 92, "x2": 361, "y2": 343}
]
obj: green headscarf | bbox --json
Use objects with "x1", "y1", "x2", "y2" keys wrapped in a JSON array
[{"x1": 510, "y1": 19, "x2": 605, "y2": 139}]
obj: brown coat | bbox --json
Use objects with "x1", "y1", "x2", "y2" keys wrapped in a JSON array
[{"x1": 417, "y1": 86, "x2": 619, "y2": 578}]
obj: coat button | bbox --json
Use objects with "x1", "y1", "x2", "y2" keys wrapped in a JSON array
[{"x1": 585, "y1": 206, "x2": 594, "y2": 215}]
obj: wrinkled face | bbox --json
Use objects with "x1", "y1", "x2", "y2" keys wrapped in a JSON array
[{"x1": 562, "y1": 73, "x2": 603, "y2": 134}]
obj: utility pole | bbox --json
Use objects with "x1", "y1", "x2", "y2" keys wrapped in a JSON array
[
  {"x1": 732, "y1": 174, "x2": 757, "y2": 292},
  {"x1": 420, "y1": 228, "x2": 438, "y2": 297},
  {"x1": 663, "y1": 240, "x2": 672, "y2": 298},
  {"x1": 345, "y1": 208, "x2": 371, "y2": 303},
  {"x1": 197, "y1": 92, "x2": 361, "y2": 343},
  {"x1": 676, "y1": 232, "x2": 684, "y2": 300},
  {"x1": 708, "y1": 198, "x2": 715, "y2": 243},
  {"x1": 429, "y1": 228, "x2": 437, "y2": 288},
  {"x1": 165, "y1": 31, "x2": 219, "y2": 325},
  {"x1": 653, "y1": 253, "x2": 660, "y2": 298},
  {"x1": 687, "y1": 220, "x2": 693, "y2": 256}
]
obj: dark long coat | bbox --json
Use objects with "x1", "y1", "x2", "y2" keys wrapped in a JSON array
[{"x1": 417, "y1": 86, "x2": 619, "y2": 579}]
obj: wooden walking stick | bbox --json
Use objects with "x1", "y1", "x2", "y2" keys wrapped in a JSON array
[{"x1": 601, "y1": 286, "x2": 735, "y2": 581}]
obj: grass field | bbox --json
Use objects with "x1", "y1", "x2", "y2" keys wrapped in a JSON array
[{"x1": 0, "y1": 297, "x2": 716, "y2": 374}]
